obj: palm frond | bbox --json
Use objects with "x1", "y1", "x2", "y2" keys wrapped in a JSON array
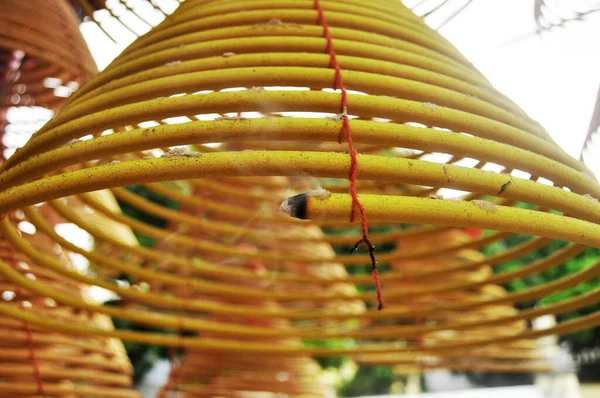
[
  {"x1": 68, "y1": 0, "x2": 181, "y2": 44},
  {"x1": 581, "y1": 84, "x2": 600, "y2": 165},
  {"x1": 408, "y1": 0, "x2": 477, "y2": 30},
  {"x1": 503, "y1": 0, "x2": 600, "y2": 46},
  {"x1": 534, "y1": 0, "x2": 600, "y2": 34}
]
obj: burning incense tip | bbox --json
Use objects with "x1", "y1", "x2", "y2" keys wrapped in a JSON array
[{"x1": 280, "y1": 189, "x2": 331, "y2": 219}]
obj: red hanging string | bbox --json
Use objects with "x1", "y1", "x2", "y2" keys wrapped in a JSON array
[
  {"x1": 24, "y1": 324, "x2": 45, "y2": 396},
  {"x1": 165, "y1": 254, "x2": 189, "y2": 397},
  {"x1": 313, "y1": 0, "x2": 383, "y2": 310},
  {"x1": 165, "y1": 312, "x2": 183, "y2": 395},
  {"x1": 7, "y1": 243, "x2": 46, "y2": 397},
  {"x1": 403, "y1": 271, "x2": 425, "y2": 351}
]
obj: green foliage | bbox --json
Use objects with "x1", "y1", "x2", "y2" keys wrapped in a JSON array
[
  {"x1": 539, "y1": 250, "x2": 600, "y2": 351},
  {"x1": 109, "y1": 185, "x2": 181, "y2": 384},
  {"x1": 106, "y1": 299, "x2": 173, "y2": 384},
  {"x1": 482, "y1": 236, "x2": 569, "y2": 308},
  {"x1": 303, "y1": 338, "x2": 355, "y2": 369},
  {"x1": 115, "y1": 184, "x2": 180, "y2": 247},
  {"x1": 471, "y1": 202, "x2": 600, "y2": 382},
  {"x1": 338, "y1": 366, "x2": 396, "y2": 397},
  {"x1": 323, "y1": 224, "x2": 396, "y2": 298},
  {"x1": 479, "y1": 205, "x2": 600, "y2": 354},
  {"x1": 307, "y1": 225, "x2": 400, "y2": 394}
]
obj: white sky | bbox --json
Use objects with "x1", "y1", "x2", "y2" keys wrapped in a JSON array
[
  {"x1": 80, "y1": 0, "x2": 600, "y2": 173},
  {"x1": 433, "y1": 0, "x2": 600, "y2": 160}
]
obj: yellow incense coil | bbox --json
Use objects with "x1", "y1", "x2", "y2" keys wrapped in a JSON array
[
  {"x1": 0, "y1": 1, "x2": 140, "y2": 394},
  {"x1": 0, "y1": 0, "x2": 96, "y2": 111},
  {"x1": 0, "y1": 222, "x2": 139, "y2": 397},
  {"x1": 0, "y1": 0, "x2": 597, "y2": 378},
  {"x1": 156, "y1": 175, "x2": 338, "y2": 396},
  {"x1": 160, "y1": 354, "x2": 329, "y2": 398},
  {"x1": 0, "y1": 0, "x2": 97, "y2": 161}
]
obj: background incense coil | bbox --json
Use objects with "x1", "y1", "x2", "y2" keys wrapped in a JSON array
[
  {"x1": 0, "y1": 0, "x2": 598, "y2": 379},
  {"x1": 150, "y1": 176, "x2": 341, "y2": 396},
  {"x1": 0, "y1": 3, "x2": 141, "y2": 394},
  {"x1": 353, "y1": 228, "x2": 547, "y2": 373},
  {"x1": 0, "y1": 0, "x2": 96, "y2": 110},
  {"x1": 0, "y1": 214, "x2": 139, "y2": 398},
  {"x1": 0, "y1": 0, "x2": 96, "y2": 161},
  {"x1": 24, "y1": 176, "x2": 344, "y2": 392},
  {"x1": 162, "y1": 354, "x2": 327, "y2": 398}
]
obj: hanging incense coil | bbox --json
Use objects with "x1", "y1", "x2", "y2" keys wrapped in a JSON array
[
  {"x1": 0, "y1": 0, "x2": 96, "y2": 162},
  {"x1": 0, "y1": 214, "x2": 139, "y2": 397},
  {"x1": 0, "y1": 0, "x2": 597, "y2": 378},
  {"x1": 161, "y1": 353, "x2": 329, "y2": 397},
  {"x1": 155, "y1": 175, "x2": 340, "y2": 396},
  {"x1": 0, "y1": 2, "x2": 140, "y2": 395},
  {"x1": 0, "y1": 0, "x2": 96, "y2": 110}
]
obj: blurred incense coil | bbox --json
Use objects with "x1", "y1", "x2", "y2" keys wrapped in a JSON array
[
  {"x1": 153, "y1": 176, "x2": 341, "y2": 396},
  {"x1": 0, "y1": 3, "x2": 139, "y2": 392},
  {"x1": 0, "y1": 0, "x2": 96, "y2": 160},
  {"x1": 0, "y1": 217, "x2": 139, "y2": 397},
  {"x1": 158, "y1": 179, "x2": 338, "y2": 397},
  {"x1": 161, "y1": 354, "x2": 328, "y2": 397},
  {"x1": 0, "y1": 0, "x2": 598, "y2": 378},
  {"x1": 0, "y1": 0, "x2": 96, "y2": 110}
]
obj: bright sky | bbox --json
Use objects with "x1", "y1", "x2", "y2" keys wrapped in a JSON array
[{"x1": 431, "y1": 0, "x2": 600, "y2": 161}]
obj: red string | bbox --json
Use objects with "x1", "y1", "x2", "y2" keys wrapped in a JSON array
[
  {"x1": 464, "y1": 227, "x2": 483, "y2": 239},
  {"x1": 403, "y1": 266, "x2": 427, "y2": 375},
  {"x1": 24, "y1": 324, "x2": 45, "y2": 396},
  {"x1": 404, "y1": 271, "x2": 424, "y2": 350},
  {"x1": 7, "y1": 244, "x2": 46, "y2": 397},
  {"x1": 165, "y1": 258, "x2": 189, "y2": 397},
  {"x1": 313, "y1": 0, "x2": 383, "y2": 310}
]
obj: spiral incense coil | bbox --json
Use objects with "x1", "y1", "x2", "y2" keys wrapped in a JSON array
[
  {"x1": 160, "y1": 354, "x2": 329, "y2": 398},
  {"x1": 0, "y1": 0, "x2": 598, "y2": 377},
  {"x1": 0, "y1": 0, "x2": 96, "y2": 111},
  {"x1": 155, "y1": 175, "x2": 339, "y2": 396},
  {"x1": 0, "y1": 0, "x2": 96, "y2": 164},
  {"x1": 0, "y1": 2, "x2": 140, "y2": 395},
  {"x1": 0, "y1": 218, "x2": 139, "y2": 398}
]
